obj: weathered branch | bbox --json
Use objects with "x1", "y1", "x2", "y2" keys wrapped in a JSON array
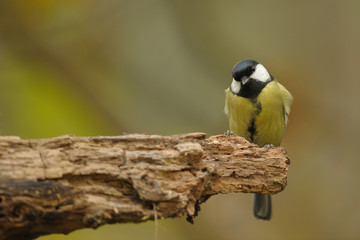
[{"x1": 0, "y1": 133, "x2": 290, "y2": 239}]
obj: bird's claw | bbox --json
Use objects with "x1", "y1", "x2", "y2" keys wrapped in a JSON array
[{"x1": 263, "y1": 144, "x2": 274, "y2": 148}]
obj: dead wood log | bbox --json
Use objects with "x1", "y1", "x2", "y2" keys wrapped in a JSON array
[{"x1": 0, "y1": 133, "x2": 290, "y2": 239}]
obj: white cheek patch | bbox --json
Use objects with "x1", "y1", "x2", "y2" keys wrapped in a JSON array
[
  {"x1": 230, "y1": 78, "x2": 241, "y2": 94},
  {"x1": 250, "y1": 64, "x2": 271, "y2": 82}
]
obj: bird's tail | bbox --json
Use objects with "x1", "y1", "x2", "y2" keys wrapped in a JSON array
[{"x1": 253, "y1": 193, "x2": 272, "y2": 220}]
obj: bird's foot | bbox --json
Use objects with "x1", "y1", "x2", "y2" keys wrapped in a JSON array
[
  {"x1": 224, "y1": 130, "x2": 234, "y2": 135},
  {"x1": 263, "y1": 144, "x2": 274, "y2": 148}
]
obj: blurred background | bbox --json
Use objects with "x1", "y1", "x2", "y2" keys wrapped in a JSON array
[{"x1": 1, "y1": 0, "x2": 360, "y2": 239}]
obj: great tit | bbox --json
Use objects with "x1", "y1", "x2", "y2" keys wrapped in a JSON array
[{"x1": 224, "y1": 60, "x2": 293, "y2": 220}]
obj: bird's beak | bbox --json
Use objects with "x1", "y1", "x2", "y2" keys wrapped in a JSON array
[{"x1": 241, "y1": 76, "x2": 249, "y2": 85}]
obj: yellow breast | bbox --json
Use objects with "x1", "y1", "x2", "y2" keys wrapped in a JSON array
[{"x1": 224, "y1": 81, "x2": 293, "y2": 147}]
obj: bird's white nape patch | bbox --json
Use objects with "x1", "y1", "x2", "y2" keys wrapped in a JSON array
[
  {"x1": 230, "y1": 78, "x2": 241, "y2": 94},
  {"x1": 250, "y1": 64, "x2": 271, "y2": 82}
]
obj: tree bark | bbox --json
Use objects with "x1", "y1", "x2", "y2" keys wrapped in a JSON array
[{"x1": 0, "y1": 133, "x2": 290, "y2": 239}]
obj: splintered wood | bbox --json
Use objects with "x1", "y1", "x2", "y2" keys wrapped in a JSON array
[{"x1": 0, "y1": 133, "x2": 289, "y2": 239}]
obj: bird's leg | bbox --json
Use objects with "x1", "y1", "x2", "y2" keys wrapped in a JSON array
[{"x1": 224, "y1": 130, "x2": 234, "y2": 135}]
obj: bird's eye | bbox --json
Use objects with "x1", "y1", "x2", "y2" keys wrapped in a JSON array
[{"x1": 248, "y1": 66, "x2": 255, "y2": 74}]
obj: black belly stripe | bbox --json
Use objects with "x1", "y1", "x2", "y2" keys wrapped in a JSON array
[
  {"x1": 247, "y1": 99, "x2": 262, "y2": 142},
  {"x1": 248, "y1": 118, "x2": 256, "y2": 142}
]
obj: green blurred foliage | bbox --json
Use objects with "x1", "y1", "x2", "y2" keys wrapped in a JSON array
[{"x1": 1, "y1": 0, "x2": 360, "y2": 239}]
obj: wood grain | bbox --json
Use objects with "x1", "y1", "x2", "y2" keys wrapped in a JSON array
[{"x1": 0, "y1": 133, "x2": 289, "y2": 239}]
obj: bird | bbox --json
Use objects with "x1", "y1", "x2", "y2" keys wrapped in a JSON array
[{"x1": 224, "y1": 59, "x2": 293, "y2": 220}]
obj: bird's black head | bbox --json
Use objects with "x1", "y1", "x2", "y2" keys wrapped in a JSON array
[
  {"x1": 230, "y1": 60, "x2": 273, "y2": 98},
  {"x1": 232, "y1": 59, "x2": 258, "y2": 83}
]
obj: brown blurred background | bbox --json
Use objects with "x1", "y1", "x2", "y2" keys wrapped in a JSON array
[{"x1": 1, "y1": 1, "x2": 360, "y2": 239}]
